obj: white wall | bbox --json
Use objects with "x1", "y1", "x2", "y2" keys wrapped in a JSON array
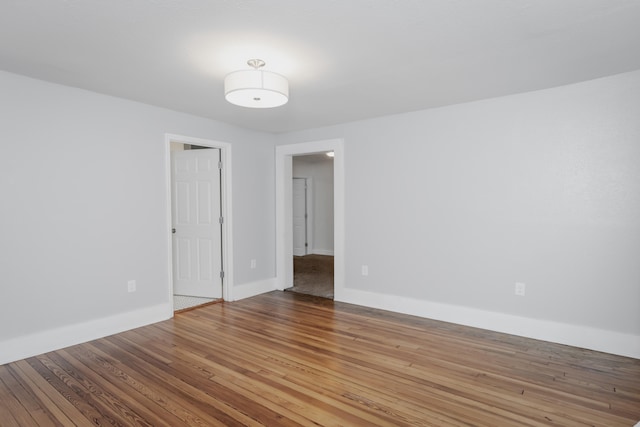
[
  {"x1": 2, "y1": 67, "x2": 638, "y2": 363},
  {"x1": 292, "y1": 156, "x2": 334, "y2": 255},
  {"x1": 277, "y1": 70, "x2": 640, "y2": 357},
  {"x1": 0, "y1": 71, "x2": 277, "y2": 364}
]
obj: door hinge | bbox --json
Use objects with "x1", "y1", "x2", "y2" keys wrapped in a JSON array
[
  {"x1": 219, "y1": 216, "x2": 224, "y2": 224},
  {"x1": 218, "y1": 161, "x2": 223, "y2": 169},
  {"x1": 220, "y1": 271, "x2": 225, "y2": 279}
]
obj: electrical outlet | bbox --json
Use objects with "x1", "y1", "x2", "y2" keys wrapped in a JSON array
[
  {"x1": 250, "y1": 259, "x2": 256, "y2": 269},
  {"x1": 361, "y1": 265, "x2": 369, "y2": 276},
  {"x1": 128, "y1": 280, "x2": 136, "y2": 293},
  {"x1": 515, "y1": 282, "x2": 526, "y2": 296}
]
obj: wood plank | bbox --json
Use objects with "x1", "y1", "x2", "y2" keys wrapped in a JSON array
[
  {"x1": 11, "y1": 360, "x2": 94, "y2": 427},
  {"x1": 66, "y1": 343, "x2": 241, "y2": 427},
  {"x1": 44, "y1": 349, "x2": 167, "y2": 427},
  {"x1": 164, "y1": 313, "x2": 501, "y2": 425},
  {"x1": 0, "y1": 364, "x2": 63, "y2": 426},
  {"x1": 0, "y1": 291, "x2": 639, "y2": 426},
  {"x1": 0, "y1": 367, "x2": 30, "y2": 427}
]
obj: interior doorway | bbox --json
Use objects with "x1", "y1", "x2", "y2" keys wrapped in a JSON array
[
  {"x1": 275, "y1": 139, "x2": 344, "y2": 301},
  {"x1": 289, "y1": 154, "x2": 334, "y2": 299},
  {"x1": 170, "y1": 144, "x2": 222, "y2": 310},
  {"x1": 165, "y1": 134, "x2": 233, "y2": 312}
]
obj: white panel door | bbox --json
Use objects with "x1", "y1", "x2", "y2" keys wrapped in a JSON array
[
  {"x1": 171, "y1": 149, "x2": 222, "y2": 298},
  {"x1": 292, "y1": 178, "x2": 307, "y2": 256}
]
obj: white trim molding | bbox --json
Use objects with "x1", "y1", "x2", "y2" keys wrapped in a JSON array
[
  {"x1": 0, "y1": 304, "x2": 172, "y2": 366},
  {"x1": 338, "y1": 287, "x2": 640, "y2": 359},
  {"x1": 292, "y1": 176, "x2": 313, "y2": 256}
]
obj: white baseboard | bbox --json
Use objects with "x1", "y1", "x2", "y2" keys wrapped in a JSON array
[
  {"x1": 336, "y1": 287, "x2": 640, "y2": 359},
  {"x1": 312, "y1": 249, "x2": 334, "y2": 256},
  {"x1": 5, "y1": 286, "x2": 635, "y2": 366},
  {"x1": 0, "y1": 303, "x2": 172, "y2": 366},
  {"x1": 232, "y1": 278, "x2": 277, "y2": 301}
]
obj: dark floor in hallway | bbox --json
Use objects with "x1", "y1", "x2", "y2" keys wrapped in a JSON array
[{"x1": 288, "y1": 254, "x2": 334, "y2": 299}]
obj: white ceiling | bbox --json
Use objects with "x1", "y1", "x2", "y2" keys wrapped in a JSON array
[{"x1": 2, "y1": 0, "x2": 640, "y2": 134}]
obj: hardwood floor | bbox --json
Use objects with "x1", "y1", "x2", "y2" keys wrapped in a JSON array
[{"x1": 1, "y1": 291, "x2": 639, "y2": 426}]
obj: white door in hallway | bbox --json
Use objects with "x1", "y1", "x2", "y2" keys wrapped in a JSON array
[
  {"x1": 292, "y1": 178, "x2": 307, "y2": 256},
  {"x1": 171, "y1": 149, "x2": 222, "y2": 298}
]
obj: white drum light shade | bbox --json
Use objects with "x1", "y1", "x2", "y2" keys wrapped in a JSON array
[{"x1": 224, "y1": 61, "x2": 289, "y2": 108}]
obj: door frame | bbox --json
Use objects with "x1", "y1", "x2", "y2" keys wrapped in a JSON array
[
  {"x1": 292, "y1": 176, "x2": 313, "y2": 256},
  {"x1": 164, "y1": 134, "x2": 234, "y2": 305},
  {"x1": 275, "y1": 138, "x2": 344, "y2": 299},
  {"x1": 292, "y1": 177, "x2": 308, "y2": 256}
]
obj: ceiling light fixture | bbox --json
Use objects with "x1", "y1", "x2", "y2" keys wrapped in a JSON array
[{"x1": 224, "y1": 59, "x2": 289, "y2": 108}]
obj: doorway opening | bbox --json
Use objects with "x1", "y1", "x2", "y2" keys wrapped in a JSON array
[
  {"x1": 275, "y1": 139, "x2": 344, "y2": 301},
  {"x1": 288, "y1": 154, "x2": 334, "y2": 299},
  {"x1": 165, "y1": 134, "x2": 233, "y2": 312}
]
